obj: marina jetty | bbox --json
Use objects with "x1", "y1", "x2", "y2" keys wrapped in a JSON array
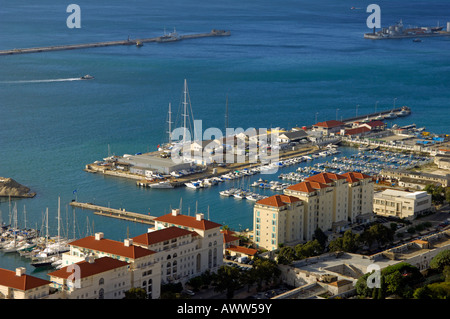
[
  {"x1": 0, "y1": 177, "x2": 36, "y2": 198},
  {"x1": 69, "y1": 201, "x2": 156, "y2": 225},
  {"x1": 0, "y1": 29, "x2": 230, "y2": 56},
  {"x1": 365, "y1": 20, "x2": 450, "y2": 40}
]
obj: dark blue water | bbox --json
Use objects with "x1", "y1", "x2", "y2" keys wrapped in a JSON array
[{"x1": 1, "y1": 0, "x2": 449, "y2": 277}]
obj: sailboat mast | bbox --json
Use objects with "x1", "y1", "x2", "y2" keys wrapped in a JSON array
[
  {"x1": 167, "y1": 102, "x2": 173, "y2": 144},
  {"x1": 182, "y1": 79, "x2": 188, "y2": 144},
  {"x1": 225, "y1": 95, "x2": 229, "y2": 135},
  {"x1": 58, "y1": 197, "x2": 61, "y2": 243}
]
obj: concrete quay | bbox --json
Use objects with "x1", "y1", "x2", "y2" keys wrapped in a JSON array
[
  {"x1": 69, "y1": 201, "x2": 156, "y2": 225},
  {"x1": 0, "y1": 29, "x2": 230, "y2": 56}
]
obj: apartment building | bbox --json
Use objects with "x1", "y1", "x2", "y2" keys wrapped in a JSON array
[
  {"x1": 255, "y1": 171, "x2": 375, "y2": 251},
  {"x1": 0, "y1": 267, "x2": 51, "y2": 299},
  {"x1": 61, "y1": 232, "x2": 161, "y2": 299},
  {"x1": 153, "y1": 209, "x2": 224, "y2": 275},
  {"x1": 284, "y1": 181, "x2": 334, "y2": 242},
  {"x1": 305, "y1": 173, "x2": 349, "y2": 230},
  {"x1": 373, "y1": 189, "x2": 432, "y2": 219},
  {"x1": 132, "y1": 226, "x2": 200, "y2": 284},
  {"x1": 254, "y1": 194, "x2": 304, "y2": 251},
  {"x1": 48, "y1": 257, "x2": 132, "y2": 299},
  {"x1": 341, "y1": 172, "x2": 374, "y2": 223}
]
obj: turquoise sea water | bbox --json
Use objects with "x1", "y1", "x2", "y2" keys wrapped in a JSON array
[{"x1": 0, "y1": 0, "x2": 449, "y2": 277}]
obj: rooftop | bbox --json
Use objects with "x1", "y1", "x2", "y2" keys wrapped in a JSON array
[
  {"x1": 0, "y1": 268, "x2": 51, "y2": 291},
  {"x1": 49, "y1": 257, "x2": 129, "y2": 280},
  {"x1": 286, "y1": 180, "x2": 329, "y2": 193},
  {"x1": 154, "y1": 211, "x2": 222, "y2": 231},
  {"x1": 132, "y1": 226, "x2": 196, "y2": 246},
  {"x1": 68, "y1": 235, "x2": 155, "y2": 259},
  {"x1": 256, "y1": 194, "x2": 301, "y2": 207}
]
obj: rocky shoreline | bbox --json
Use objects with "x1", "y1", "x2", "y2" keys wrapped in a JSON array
[{"x1": 0, "y1": 177, "x2": 36, "y2": 198}]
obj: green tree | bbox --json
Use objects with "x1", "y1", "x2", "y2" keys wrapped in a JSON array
[
  {"x1": 253, "y1": 257, "x2": 281, "y2": 290},
  {"x1": 430, "y1": 250, "x2": 450, "y2": 272},
  {"x1": 124, "y1": 287, "x2": 148, "y2": 299},
  {"x1": 213, "y1": 265, "x2": 242, "y2": 299},
  {"x1": 414, "y1": 282, "x2": 450, "y2": 299},
  {"x1": 295, "y1": 239, "x2": 323, "y2": 259},
  {"x1": 313, "y1": 228, "x2": 328, "y2": 250},
  {"x1": 277, "y1": 246, "x2": 296, "y2": 265},
  {"x1": 424, "y1": 184, "x2": 445, "y2": 204},
  {"x1": 328, "y1": 230, "x2": 360, "y2": 253}
]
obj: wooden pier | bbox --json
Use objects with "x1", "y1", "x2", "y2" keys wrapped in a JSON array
[
  {"x1": 0, "y1": 29, "x2": 230, "y2": 56},
  {"x1": 69, "y1": 201, "x2": 156, "y2": 225}
]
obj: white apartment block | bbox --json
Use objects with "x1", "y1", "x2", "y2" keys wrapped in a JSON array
[
  {"x1": 255, "y1": 171, "x2": 375, "y2": 251},
  {"x1": 284, "y1": 180, "x2": 334, "y2": 241},
  {"x1": 153, "y1": 209, "x2": 224, "y2": 275},
  {"x1": 48, "y1": 256, "x2": 132, "y2": 299},
  {"x1": 60, "y1": 232, "x2": 161, "y2": 299},
  {"x1": 341, "y1": 172, "x2": 374, "y2": 222},
  {"x1": 132, "y1": 226, "x2": 201, "y2": 284},
  {"x1": 254, "y1": 195, "x2": 304, "y2": 251},
  {"x1": 373, "y1": 189, "x2": 432, "y2": 219}
]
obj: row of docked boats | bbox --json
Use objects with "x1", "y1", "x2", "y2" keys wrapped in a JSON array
[
  {"x1": 314, "y1": 150, "x2": 432, "y2": 176},
  {"x1": 1, "y1": 224, "x2": 69, "y2": 269},
  {"x1": 219, "y1": 187, "x2": 269, "y2": 202},
  {"x1": 184, "y1": 145, "x2": 340, "y2": 190}
]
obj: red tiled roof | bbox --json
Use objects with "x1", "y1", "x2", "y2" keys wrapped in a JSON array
[
  {"x1": 221, "y1": 230, "x2": 240, "y2": 243},
  {"x1": 305, "y1": 172, "x2": 347, "y2": 184},
  {"x1": 68, "y1": 236, "x2": 155, "y2": 259},
  {"x1": 341, "y1": 172, "x2": 372, "y2": 183},
  {"x1": 154, "y1": 213, "x2": 222, "y2": 230},
  {"x1": 0, "y1": 268, "x2": 51, "y2": 291},
  {"x1": 227, "y1": 245, "x2": 258, "y2": 256},
  {"x1": 287, "y1": 181, "x2": 329, "y2": 193},
  {"x1": 132, "y1": 226, "x2": 196, "y2": 246},
  {"x1": 364, "y1": 120, "x2": 385, "y2": 128},
  {"x1": 48, "y1": 257, "x2": 129, "y2": 280},
  {"x1": 344, "y1": 126, "x2": 371, "y2": 136},
  {"x1": 314, "y1": 120, "x2": 344, "y2": 128},
  {"x1": 256, "y1": 195, "x2": 301, "y2": 207}
]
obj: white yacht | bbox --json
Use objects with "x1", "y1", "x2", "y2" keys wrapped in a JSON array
[{"x1": 150, "y1": 181, "x2": 174, "y2": 189}]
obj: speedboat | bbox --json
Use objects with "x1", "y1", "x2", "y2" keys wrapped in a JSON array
[{"x1": 81, "y1": 74, "x2": 94, "y2": 80}]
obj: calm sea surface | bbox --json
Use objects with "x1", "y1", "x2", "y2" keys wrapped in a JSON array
[{"x1": 0, "y1": 0, "x2": 449, "y2": 277}]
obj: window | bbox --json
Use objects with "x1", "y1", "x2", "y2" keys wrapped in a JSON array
[{"x1": 99, "y1": 278, "x2": 105, "y2": 285}]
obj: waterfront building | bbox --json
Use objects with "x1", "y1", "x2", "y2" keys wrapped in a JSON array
[
  {"x1": 341, "y1": 172, "x2": 374, "y2": 223},
  {"x1": 312, "y1": 120, "x2": 345, "y2": 136},
  {"x1": 373, "y1": 189, "x2": 432, "y2": 219},
  {"x1": 253, "y1": 195, "x2": 304, "y2": 251},
  {"x1": 0, "y1": 267, "x2": 51, "y2": 299},
  {"x1": 277, "y1": 129, "x2": 309, "y2": 144},
  {"x1": 254, "y1": 171, "x2": 375, "y2": 251},
  {"x1": 305, "y1": 173, "x2": 350, "y2": 231},
  {"x1": 48, "y1": 257, "x2": 132, "y2": 299},
  {"x1": 132, "y1": 226, "x2": 200, "y2": 284},
  {"x1": 380, "y1": 169, "x2": 449, "y2": 187},
  {"x1": 284, "y1": 181, "x2": 334, "y2": 241},
  {"x1": 153, "y1": 210, "x2": 224, "y2": 275},
  {"x1": 61, "y1": 232, "x2": 161, "y2": 298}
]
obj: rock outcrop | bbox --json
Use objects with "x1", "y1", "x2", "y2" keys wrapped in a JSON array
[{"x1": 0, "y1": 177, "x2": 36, "y2": 198}]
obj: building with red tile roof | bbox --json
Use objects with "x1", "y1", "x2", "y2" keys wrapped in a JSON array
[
  {"x1": 48, "y1": 257, "x2": 132, "y2": 299},
  {"x1": 312, "y1": 120, "x2": 346, "y2": 136},
  {"x1": 153, "y1": 209, "x2": 224, "y2": 279},
  {"x1": 0, "y1": 267, "x2": 51, "y2": 299}
]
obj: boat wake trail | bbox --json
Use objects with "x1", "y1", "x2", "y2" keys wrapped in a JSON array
[{"x1": 1, "y1": 77, "x2": 83, "y2": 84}]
